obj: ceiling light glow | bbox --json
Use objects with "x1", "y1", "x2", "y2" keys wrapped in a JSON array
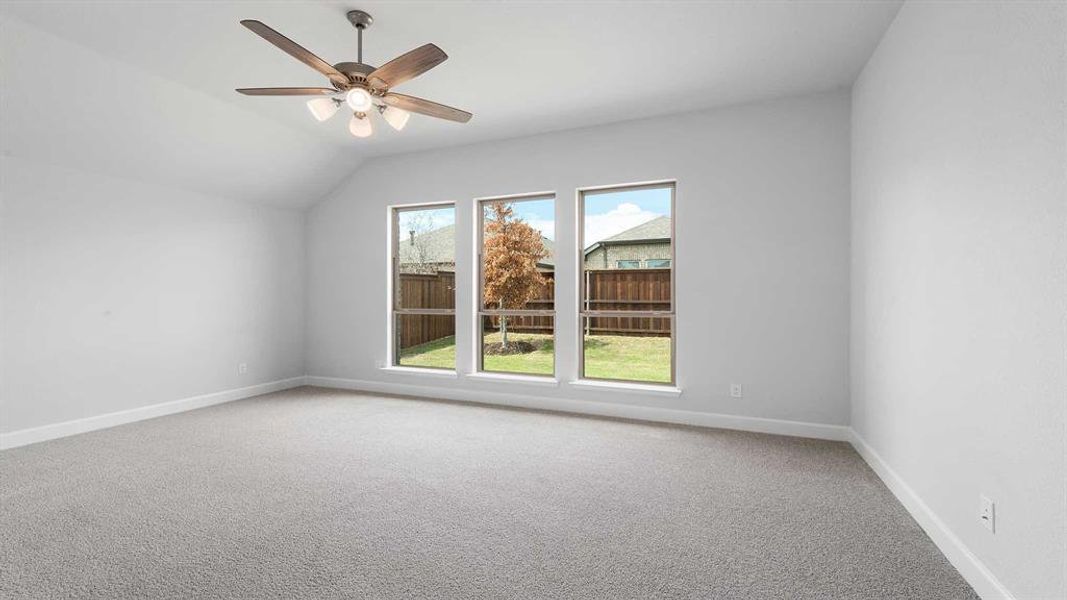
[{"x1": 346, "y1": 88, "x2": 374, "y2": 112}]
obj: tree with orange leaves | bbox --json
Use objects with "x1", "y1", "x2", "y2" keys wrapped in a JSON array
[{"x1": 482, "y1": 202, "x2": 548, "y2": 348}]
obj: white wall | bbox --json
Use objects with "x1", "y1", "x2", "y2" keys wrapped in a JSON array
[
  {"x1": 851, "y1": 2, "x2": 1066, "y2": 598},
  {"x1": 306, "y1": 90, "x2": 852, "y2": 428},
  {"x1": 0, "y1": 155, "x2": 306, "y2": 434}
]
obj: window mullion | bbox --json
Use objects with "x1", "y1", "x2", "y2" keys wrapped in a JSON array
[
  {"x1": 479, "y1": 309, "x2": 556, "y2": 317},
  {"x1": 394, "y1": 308, "x2": 456, "y2": 315}
]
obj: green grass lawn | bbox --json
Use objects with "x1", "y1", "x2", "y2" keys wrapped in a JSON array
[
  {"x1": 581, "y1": 334, "x2": 672, "y2": 383},
  {"x1": 399, "y1": 332, "x2": 671, "y2": 383}
]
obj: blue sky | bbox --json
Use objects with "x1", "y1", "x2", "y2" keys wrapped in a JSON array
[
  {"x1": 582, "y1": 187, "x2": 671, "y2": 246},
  {"x1": 399, "y1": 186, "x2": 670, "y2": 249},
  {"x1": 498, "y1": 198, "x2": 554, "y2": 241},
  {"x1": 491, "y1": 187, "x2": 671, "y2": 247}
]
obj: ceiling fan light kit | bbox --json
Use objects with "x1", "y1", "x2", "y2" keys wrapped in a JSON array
[
  {"x1": 236, "y1": 9, "x2": 472, "y2": 139},
  {"x1": 381, "y1": 106, "x2": 410, "y2": 131},
  {"x1": 345, "y1": 88, "x2": 374, "y2": 112},
  {"x1": 306, "y1": 97, "x2": 341, "y2": 122},
  {"x1": 348, "y1": 113, "x2": 373, "y2": 138}
]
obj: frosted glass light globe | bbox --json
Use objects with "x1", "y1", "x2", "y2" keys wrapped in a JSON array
[
  {"x1": 306, "y1": 98, "x2": 339, "y2": 122},
  {"x1": 348, "y1": 113, "x2": 373, "y2": 138},
  {"x1": 382, "y1": 106, "x2": 410, "y2": 131},
  {"x1": 345, "y1": 88, "x2": 373, "y2": 112}
]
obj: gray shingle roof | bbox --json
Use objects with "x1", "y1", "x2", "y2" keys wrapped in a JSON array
[
  {"x1": 398, "y1": 224, "x2": 457, "y2": 265},
  {"x1": 538, "y1": 237, "x2": 555, "y2": 267},
  {"x1": 602, "y1": 215, "x2": 671, "y2": 243}
]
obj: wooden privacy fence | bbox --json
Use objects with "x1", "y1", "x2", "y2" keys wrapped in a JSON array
[
  {"x1": 396, "y1": 272, "x2": 455, "y2": 349},
  {"x1": 398, "y1": 272, "x2": 456, "y2": 311},
  {"x1": 483, "y1": 279, "x2": 555, "y2": 335},
  {"x1": 582, "y1": 268, "x2": 671, "y2": 337},
  {"x1": 397, "y1": 269, "x2": 671, "y2": 348},
  {"x1": 397, "y1": 313, "x2": 456, "y2": 350}
]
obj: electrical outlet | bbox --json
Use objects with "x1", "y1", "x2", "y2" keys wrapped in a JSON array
[
  {"x1": 730, "y1": 383, "x2": 743, "y2": 398},
  {"x1": 979, "y1": 495, "x2": 995, "y2": 533},
  {"x1": 238, "y1": 363, "x2": 248, "y2": 375}
]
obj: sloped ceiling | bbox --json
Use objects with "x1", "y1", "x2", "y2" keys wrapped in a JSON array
[{"x1": 0, "y1": 1, "x2": 901, "y2": 209}]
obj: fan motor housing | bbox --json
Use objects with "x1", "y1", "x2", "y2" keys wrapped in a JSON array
[{"x1": 334, "y1": 62, "x2": 376, "y2": 87}]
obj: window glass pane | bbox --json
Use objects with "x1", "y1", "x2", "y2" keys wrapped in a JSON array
[
  {"x1": 397, "y1": 206, "x2": 455, "y2": 309},
  {"x1": 396, "y1": 272, "x2": 455, "y2": 310},
  {"x1": 481, "y1": 316, "x2": 554, "y2": 376},
  {"x1": 582, "y1": 186, "x2": 672, "y2": 310},
  {"x1": 481, "y1": 197, "x2": 554, "y2": 311},
  {"x1": 396, "y1": 314, "x2": 455, "y2": 369},
  {"x1": 583, "y1": 269, "x2": 672, "y2": 313},
  {"x1": 582, "y1": 317, "x2": 671, "y2": 384}
]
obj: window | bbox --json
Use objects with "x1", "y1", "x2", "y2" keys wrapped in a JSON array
[
  {"x1": 477, "y1": 194, "x2": 555, "y2": 376},
  {"x1": 579, "y1": 182, "x2": 674, "y2": 385},
  {"x1": 391, "y1": 203, "x2": 456, "y2": 370}
]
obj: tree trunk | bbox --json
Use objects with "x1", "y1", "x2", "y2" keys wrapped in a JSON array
[{"x1": 499, "y1": 299, "x2": 509, "y2": 348}]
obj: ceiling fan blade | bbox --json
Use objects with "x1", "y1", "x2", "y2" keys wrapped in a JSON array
[
  {"x1": 240, "y1": 20, "x2": 348, "y2": 87},
  {"x1": 383, "y1": 93, "x2": 472, "y2": 123},
  {"x1": 236, "y1": 87, "x2": 338, "y2": 96},
  {"x1": 368, "y1": 44, "x2": 447, "y2": 89}
]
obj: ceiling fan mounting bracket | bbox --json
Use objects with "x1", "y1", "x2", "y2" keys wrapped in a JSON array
[{"x1": 346, "y1": 10, "x2": 373, "y2": 30}]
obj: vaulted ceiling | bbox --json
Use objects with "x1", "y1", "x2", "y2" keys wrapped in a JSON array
[{"x1": 0, "y1": 1, "x2": 901, "y2": 208}]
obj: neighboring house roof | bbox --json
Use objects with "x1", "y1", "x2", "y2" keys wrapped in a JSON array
[
  {"x1": 584, "y1": 215, "x2": 671, "y2": 255},
  {"x1": 603, "y1": 215, "x2": 671, "y2": 243},
  {"x1": 538, "y1": 237, "x2": 555, "y2": 267},
  {"x1": 399, "y1": 224, "x2": 457, "y2": 265},
  {"x1": 399, "y1": 224, "x2": 555, "y2": 268}
]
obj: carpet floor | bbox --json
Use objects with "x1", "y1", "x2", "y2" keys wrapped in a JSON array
[{"x1": 1, "y1": 386, "x2": 977, "y2": 599}]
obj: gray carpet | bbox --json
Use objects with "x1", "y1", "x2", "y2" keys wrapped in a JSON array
[{"x1": 0, "y1": 386, "x2": 977, "y2": 599}]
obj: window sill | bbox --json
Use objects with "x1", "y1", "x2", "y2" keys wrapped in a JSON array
[
  {"x1": 465, "y1": 372, "x2": 559, "y2": 387},
  {"x1": 569, "y1": 379, "x2": 682, "y2": 396},
  {"x1": 379, "y1": 366, "x2": 458, "y2": 379}
]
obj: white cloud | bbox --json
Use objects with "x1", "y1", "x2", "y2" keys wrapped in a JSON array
[
  {"x1": 523, "y1": 218, "x2": 555, "y2": 241},
  {"x1": 583, "y1": 202, "x2": 658, "y2": 246}
]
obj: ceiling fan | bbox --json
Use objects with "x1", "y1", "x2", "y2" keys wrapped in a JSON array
[{"x1": 236, "y1": 10, "x2": 472, "y2": 138}]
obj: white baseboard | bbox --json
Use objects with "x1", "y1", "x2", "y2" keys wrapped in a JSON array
[
  {"x1": 0, "y1": 376, "x2": 308, "y2": 450},
  {"x1": 305, "y1": 375, "x2": 850, "y2": 441},
  {"x1": 848, "y1": 429, "x2": 1015, "y2": 600}
]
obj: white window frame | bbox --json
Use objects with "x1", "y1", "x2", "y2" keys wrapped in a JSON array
[
  {"x1": 475, "y1": 192, "x2": 557, "y2": 378},
  {"x1": 388, "y1": 201, "x2": 456, "y2": 372},
  {"x1": 577, "y1": 181, "x2": 676, "y2": 386}
]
